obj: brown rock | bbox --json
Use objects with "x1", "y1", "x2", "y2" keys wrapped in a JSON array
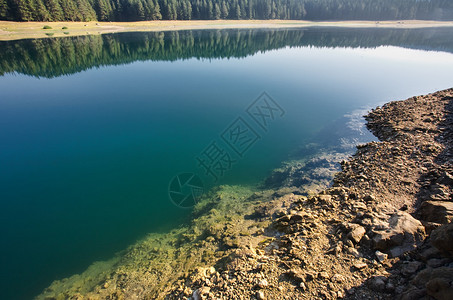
[
  {"x1": 426, "y1": 277, "x2": 453, "y2": 300},
  {"x1": 372, "y1": 211, "x2": 425, "y2": 257},
  {"x1": 406, "y1": 267, "x2": 453, "y2": 300},
  {"x1": 192, "y1": 286, "x2": 210, "y2": 300},
  {"x1": 430, "y1": 223, "x2": 453, "y2": 257},
  {"x1": 290, "y1": 214, "x2": 304, "y2": 223},
  {"x1": 401, "y1": 261, "x2": 423, "y2": 276},
  {"x1": 346, "y1": 247, "x2": 360, "y2": 258},
  {"x1": 331, "y1": 274, "x2": 345, "y2": 283},
  {"x1": 427, "y1": 258, "x2": 446, "y2": 268},
  {"x1": 400, "y1": 288, "x2": 427, "y2": 300},
  {"x1": 183, "y1": 287, "x2": 192, "y2": 297},
  {"x1": 257, "y1": 279, "x2": 268, "y2": 289},
  {"x1": 411, "y1": 267, "x2": 453, "y2": 289},
  {"x1": 436, "y1": 172, "x2": 453, "y2": 186},
  {"x1": 318, "y1": 194, "x2": 332, "y2": 202},
  {"x1": 348, "y1": 225, "x2": 366, "y2": 244},
  {"x1": 386, "y1": 282, "x2": 395, "y2": 292},
  {"x1": 422, "y1": 221, "x2": 443, "y2": 235},
  {"x1": 318, "y1": 272, "x2": 329, "y2": 280},
  {"x1": 368, "y1": 276, "x2": 386, "y2": 292},
  {"x1": 256, "y1": 290, "x2": 266, "y2": 300},
  {"x1": 375, "y1": 250, "x2": 388, "y2": 263},
  {"x1": 285, "y1": 269, "x2": 305, "y2": 282},
  {"x1": 363, "y1": 194, "x2": 377, "y2": 203},
  {"x1": 353, "y1": 262, "x2": 367, "y2": 270},
  {"x1": 418, "y1": 201, "x2": 453, "y2": 224}
]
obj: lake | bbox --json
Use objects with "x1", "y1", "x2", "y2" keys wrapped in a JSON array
[{"x1": 1, "y1": 27, "x2": 453, "y2": 299}]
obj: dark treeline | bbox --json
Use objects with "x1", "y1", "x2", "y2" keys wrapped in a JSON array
[
  {"x1": 1, "y1": 27, "x2": 453, "y2": 78},
  {"x1": 1, "y1": 0, "x2": 453, "y2": 22}
]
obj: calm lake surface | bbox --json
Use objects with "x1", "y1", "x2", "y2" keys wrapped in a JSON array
[{"x1": 1, "y1": 27, "x2": 453, "y2": 299}]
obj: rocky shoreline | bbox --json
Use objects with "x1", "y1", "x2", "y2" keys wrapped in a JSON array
[
  {"x1": 168, "y1": 89, "x2": 453, "y2": 300},
  {"x1": 38, "y1": 89, "x2": 453, "y2": 300}
]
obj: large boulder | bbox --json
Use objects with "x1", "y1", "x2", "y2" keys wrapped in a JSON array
[
  {"x1": 372, "y1": 211, "x2": 426, "y2": 257},
  {"x1": 418, "y1": 201, "x2": 453, "y2": 224}
]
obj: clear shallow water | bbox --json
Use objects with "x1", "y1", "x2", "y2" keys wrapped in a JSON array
[{"x1": 1, "y1": 27, "x2": 453, "y2": 299}]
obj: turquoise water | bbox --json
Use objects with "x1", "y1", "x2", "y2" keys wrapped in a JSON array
[{"x1": 1, "y1": 27, "x2": 453, "y2": 299}]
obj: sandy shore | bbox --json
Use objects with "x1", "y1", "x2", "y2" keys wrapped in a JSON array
[{"x1": 1, "y1": 20, "x2": 453, "y2": 41}]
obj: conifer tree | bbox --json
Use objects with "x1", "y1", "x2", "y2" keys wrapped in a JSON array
[
  {"x1": 34, "y1": 0, "x2": 51, "y2": 20},
  {"x1": 1, "y1": 0, "x2": 453, "y2": 22},
  {"x1": 95, "y1": 0, "x2": 111, "y2": 21},
  {"x1": 153, "y1": 0, "x2": 162, "y2": 19},
  {"x1": 16, "y1": 0, "x2": 34, "y2": 21},
  {"x1": 137, "y1": 0, "x2": 145, "y2": 20},
  {"x1": 45, "y1": 0, "x2": 64, "y2": 20},
  {"x1": 220, "y1": 1, "x2": 228, "y2": 18},
  {"x1": 213, "y1": 3, "x2": 220, "y2": 19},
  {"x1": 59, "y1": 0, "x2": 78, "y2": 20},
  {"x1": 0, "y1": 0, "x2": 10, "y2": 19}
]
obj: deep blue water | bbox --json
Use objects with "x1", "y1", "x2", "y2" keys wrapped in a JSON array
[{"x1": 1, "y1": 27, "x2": 453, "y2": 299}]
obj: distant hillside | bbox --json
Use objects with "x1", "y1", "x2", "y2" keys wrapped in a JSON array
[{"x1": 1, "y1": 0, "x2": 452, "y2": 22}]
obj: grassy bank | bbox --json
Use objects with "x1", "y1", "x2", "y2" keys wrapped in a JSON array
[{"x1": 1, "y1": 20, "x2": 453, "y2": 41}]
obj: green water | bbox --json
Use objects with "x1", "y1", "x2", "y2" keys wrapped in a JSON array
[{"x1": 1, "y1": 27, "x2": 453, "y2": 299}]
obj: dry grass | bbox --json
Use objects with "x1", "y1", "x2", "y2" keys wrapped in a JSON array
[{"x1": 1, "y1": 20, "x2": 453, "y2": 41}]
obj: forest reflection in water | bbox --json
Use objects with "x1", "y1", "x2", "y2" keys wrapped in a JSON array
[{"x1": 1, "y1": 26, "x2": 453, "y2": 78}]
